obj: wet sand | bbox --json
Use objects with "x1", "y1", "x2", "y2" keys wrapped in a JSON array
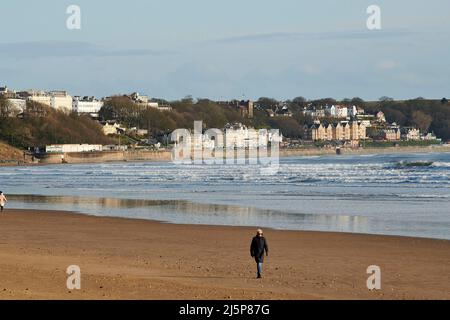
[{"x1": 0, "y1": 209, "x2": 448, "y2": 300}]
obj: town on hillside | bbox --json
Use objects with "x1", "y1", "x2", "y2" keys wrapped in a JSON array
[{"x1": 0, "y1": 84, "x2": 447, "y2": 159}]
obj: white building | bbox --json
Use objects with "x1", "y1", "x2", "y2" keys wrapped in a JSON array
[
  {"x1": 128, "y1": 92, "x2": 171, "y2": 111},
  {"x1": 348, "y1": 105, "x2": 358, "y2": 117},
  {"x1": 336, "y1": 106, "x2": 348, "y2": 118},
  {"x1": 102, "y1": 121, "x2": 125, "y2": 135},
  {"x1": 129, "y1": 92, "x2": 149, "y2": 104},
  {"x1": 182, "y1": 123, "x2": 282, "y2": 151},
  {"x1": 24, "y1": 90, "x2": 51, "y2": 106},
  {"x1": 376, "y1": 111, "x2": 386, "y2": 123},
  {"x1": 325, "y1": 105, "x2": 336, "y2": 117},
  {"x1": 315, "y1": 109, "x2": 325, "y2": 118},
  {"x1": 73, "y1": 96, "x2": 104, "y2": 115},
  {"x1": 45, "y1": 144, "x2": 103, "y2": 153},
  {"x1": 50, "y1": 91, "x2": 72, "y2": 113},
  {"x1": 402, "y1": 128, "x2": 420, "y2": 141},
  {"x1": 224, "y1": 123, "x2": 251, "y2": 148},
  {"x1": 421, "y1": 133, "x2": 438, "y2": 141},
  {"x1": 223, "y1": 123, "x2": 281, "y2": 148},
  {"x1": 324, "y1": 105, "x2": 349, "y2": 118}
]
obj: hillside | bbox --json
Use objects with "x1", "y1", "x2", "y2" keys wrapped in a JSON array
[
  {"x1": 99, "y1": 96, "x2": 450, "y2": 141},
  {"x1": 0, "y1": 140, "x2": 25, "y2": 162},
  {"x1": 0, "y1": 99, "x2": 115, "y2": 149},
  {"x1": 363, "y1": 98, "x2": 450, "y2": 140}
]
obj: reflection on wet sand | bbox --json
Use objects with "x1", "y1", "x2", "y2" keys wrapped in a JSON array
[
  {"x1": 8, "y1": 194, "x2": 369, "y2": 233},
  {"x1": 10, "y1": 194, "x2": 174, "y2": 208}
]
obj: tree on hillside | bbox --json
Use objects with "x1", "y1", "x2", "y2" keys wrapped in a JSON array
[
  {"x1": 181, "y1": 95, "x2": 194, "y2": 105},
  {"x1": 412, "y1": 110, "x2": 433, "y2": 132},
  {"x1": 351, "y1": 97, "x2": 365, "y2": 106},
  {"x1": 293, "y1": 112, "x2": 313, "y2": 126},
  {"x1": 0, "y1": 103, "x2": 113, "y2": 148},
  {"x1": 341, "y1": 98, "x2": 351, "y2": 105},
  {"x1": 100, "y1": 96, "x2": 140, "y2": 128},
  {"x1": 257, "y1": 97, "x2": 279, "y2": 110},
  {"x1": 140, "y1": 108, "x2": 177, "y2": 135},
  {"x1": 292, "y1": 96, "x2": 307, "y2": 107},
  {"x1": 383, "y1": 107, "x2": 407, "y2": 126},
  {"x1": 311, "y1": 98, "x2": 336, "y2": 106},
  {"x1": 268, "y1": 117, "x2": 304, "y2": 138}
]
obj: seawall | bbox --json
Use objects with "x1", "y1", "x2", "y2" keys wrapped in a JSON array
[
  {"x1": 39, "y1": 150, "x2": 172, "y2": 164},
  {"x1": 15, "y1": 144, "x2": 450, "y2": 166},
  {"x1": 280, "y1": 144, "x2": 450, "y2": 157}
]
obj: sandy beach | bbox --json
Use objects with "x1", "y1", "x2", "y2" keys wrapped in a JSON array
[{"x1": 0, "y1": 209, "x2": 448, "y2": 300}]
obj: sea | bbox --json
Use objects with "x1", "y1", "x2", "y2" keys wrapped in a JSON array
[{"x1": 1, "y1": 152, "x2": 449, "y2": 240}]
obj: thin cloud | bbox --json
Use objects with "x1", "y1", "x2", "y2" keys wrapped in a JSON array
[
  {"x1": 0, "y1": 41, "x2": 177, "y2": 59},
  {"x1": 204, "y1": 29, "x2": 416, "y2": 45}
]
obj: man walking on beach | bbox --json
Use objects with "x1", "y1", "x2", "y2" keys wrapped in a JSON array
[
  {"x1": 0, "y1": 191, "x2": 7, "y2": 212},
  {"x1": 250, "y1": 229, "x2": 269, "y2": 279}
]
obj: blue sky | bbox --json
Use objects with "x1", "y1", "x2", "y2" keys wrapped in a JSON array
[{"x1": 1, "y1": 0, "x2": 449, "y2": 100}]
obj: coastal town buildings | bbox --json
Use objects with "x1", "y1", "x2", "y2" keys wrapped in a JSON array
[
  {"x1": 45, "y1": 144, "x2": 103, "y2": 153},
  {"x1": 73, "y1": 96, "x2": 104, "y2": 115},
  {"x1": 0, "y1": 87, "x2": 27, "y2": 116},
  {"x1": 181, "y1": 123, "x2": 281, "y2": 150},
  {"x1": 223, "y1": 123, "x2": 271, "y2": 148},
  {"x1": 366, "y1": 126, "x2": 401, "y2": 141},
  {"x1": 14, "y1": 89, "x2": 72, "y2": 113},
  {"x1": 305, "y1": 104, "x2": 360, "y2": 120},
  {"x1": 18, "y1": 90, "x2": 52, "y2": 107},
  {"x1": 305, "y1": 123, "x2": 324, "y2": 141},
  {"x1": 101, "y1": 121, "x2": 126, "y2": 135},
  {"x1": 332, "y1": 122, "x2": 344, "y2": 140},
  {"x1": 382, "y1": 128, "x2": 401, "y2": 141},
  {"x1": 325, "y1": 105, "x2": 336, "y2": 117},
  {"x1": 304, "y1": 121, "x2": 366, "y2": 142},
  {"x1": 128, "y1": 92, "x2": 172, "y2": 112},
  {"x1": 350, "y1": 121, "x2": 366, "y2": 140},
  {"x1": 129, "y1": 92, "x2": 157, "y2": 107},
  {"x1": 1, "y1": 84, "x2": 444, "y2": 146},
  {"x1": 401, "y1": 128, "x2": 421, "y2": 141},
  {"x1": 422, "y1": 133, "x2": 438, "y2": 141},
  {"x1": 348, "y1": 105, "x2": 358, "y2": 117},
  {"x1": 355, "y1": 114, "x2": 375, "y2": 127},
  {"x1": 217, "y1": 100, "x2": 254, "y2": 119},
  {"x1": 49, "y1": 91, "x2": 72, "y2": 113},
  {"x1": 239, "y1": 100, "x2": 254, "y2": 118},
  {"x1": 336, "y1": 106, "x2": 348, "y2": 118},
  {"x1": 376, "y1": 111, "x2": 386, "y2": 123}
]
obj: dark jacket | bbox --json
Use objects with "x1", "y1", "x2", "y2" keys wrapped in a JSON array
[{"x1": 250, "y1": 236, "x2": 269, "y2": 263}]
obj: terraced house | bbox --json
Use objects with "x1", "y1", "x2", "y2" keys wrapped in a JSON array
[{"x1": 304, "y1": 121, "x2": 366, "y2": 142}]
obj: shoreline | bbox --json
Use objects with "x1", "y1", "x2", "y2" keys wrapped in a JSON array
[
  {"x1": 2, "y1": 144, "x2": 450, "y2": 167},
  {"x1": 7, "y1": 201, "x2": 450, "y2": 241},
  {"x1": 280, "y1": 144, "x2": 450, "y2": 157},
  {"x1": 0, "y1": 209, "x2": 449, "y2": 299}
]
